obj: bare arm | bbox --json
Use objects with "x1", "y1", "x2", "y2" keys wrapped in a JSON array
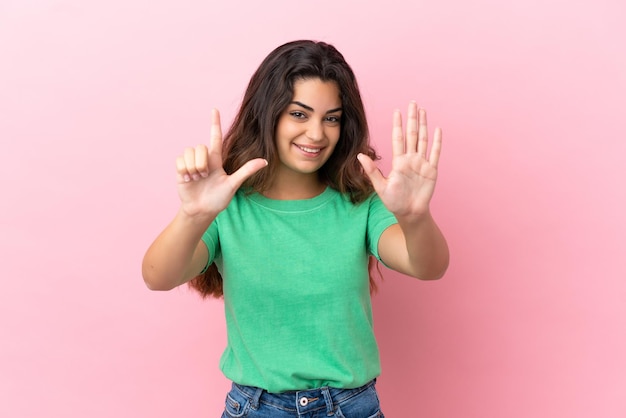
[
  {"x1": 142, "y1": 109, "x2": 267, "y2": 290},
  {"x1": 142, "y1": 210, "x2": 212, "y2": 290},
  {"x1": 358, "y1": 102, "x2": 449, "y2": 280},
  {"x1": 378, "y1": 213, "x2": 449, "y2": 280}
]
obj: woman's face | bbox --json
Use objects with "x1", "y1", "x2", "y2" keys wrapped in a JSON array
[{"x1": 274, "y1": 78, "x2": 342, "y2": 182}]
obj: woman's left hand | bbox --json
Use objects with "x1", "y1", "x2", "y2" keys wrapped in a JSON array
[{"x1": 357, "y1": 101, "x2": 442, "y2": 220}]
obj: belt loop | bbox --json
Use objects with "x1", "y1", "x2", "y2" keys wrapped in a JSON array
[
  {"x1": 321, "y1": 387, "x2": 334, "y2": 416},
  {"x1": 250, "y1": 386, "x2": 263, "y2": 409}
]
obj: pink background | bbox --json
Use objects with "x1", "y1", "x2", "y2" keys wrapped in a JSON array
[{"x1": 1, "y1": 1, "x2": 625, "y2": 417}]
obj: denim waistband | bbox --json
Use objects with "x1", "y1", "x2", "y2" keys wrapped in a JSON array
[{"x1": 232, "y1": 379, "x2": 377, "y2": 415}]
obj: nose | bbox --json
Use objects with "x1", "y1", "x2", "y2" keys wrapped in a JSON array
[{"x1": 305, "y1": 120, "x2": 324, "y2": 142}]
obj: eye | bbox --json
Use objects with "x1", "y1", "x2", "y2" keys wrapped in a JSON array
[
  {"x1": 289, "y1": 111, "x2": 306, "y2": 119},
  {"x1": 325, "y1": 115, "x2": 341, "y2": 124}
]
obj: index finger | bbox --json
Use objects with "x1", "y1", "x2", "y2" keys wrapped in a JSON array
[{"x1": 209, "y1": 108, "x2": 223, "y2": 157}]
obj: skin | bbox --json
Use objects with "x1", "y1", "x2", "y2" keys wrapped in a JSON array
[
  {"x1": 358, "y1": 102, "x2": 449, "y2": 280},
  {"x1": 142, "y1": 78, "x2": 448, "y2": 290},
  {"x1": 141, "y1": 110, "x2": 267, "y2": 291},
  {"x1": 266, "y1": 78, "x2": 342, "y2": 200}
]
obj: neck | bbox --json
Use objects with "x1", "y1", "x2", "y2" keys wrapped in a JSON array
[{"x1": 263, "y1": 172, "x2": 326, "y2": 200}]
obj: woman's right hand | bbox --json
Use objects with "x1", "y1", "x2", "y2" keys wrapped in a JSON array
[{"x1": 175, "y1": 109, "x2": 268, "y2": 219}]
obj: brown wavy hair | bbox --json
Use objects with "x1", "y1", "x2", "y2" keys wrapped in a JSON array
[{"x1": 189, "y1": 40, "x2": 382, "y2": 298}]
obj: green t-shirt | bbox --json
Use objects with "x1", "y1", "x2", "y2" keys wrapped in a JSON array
[{"x1": 202, "y1": 187, "x2": 397, "y2": 393}]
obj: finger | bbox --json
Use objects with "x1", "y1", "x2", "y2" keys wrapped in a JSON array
[
  {"x1": 429, "y1": 127, "x2": 443, "y2": 168},
  {"x1": 417, "y1": 108, "x2": 428, "y2": 158},
  {"x1": 391, "y1": 109, "x2": 404, "y2": 157},
  {"x1": 176, "y1": 155, "x2": 191, "y2": 183},
  {"x1": 195, "y1": 144, "x2": 209, "y2": 177},
  {"x1": 229, "y1": 158, "x2": 268, "y2": 188},
  {"x1": 406, "y1": 101, "x2": 419, "y2": 154},
  {"x1": 357, "y1": 153, "x2": 387, "y2": 193},
  {"x1": 209, "y1": 108, "x2": 223, "y2": 159},
  {"x1": 183, "y1": 147, "x2": 199, "y2": 179}
]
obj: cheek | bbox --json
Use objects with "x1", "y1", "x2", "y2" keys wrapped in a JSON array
[
  {"x1": 276, "y1": 122, "x2": 300, "y2": 143},
  {"x1": 329, "y1": 127, "x2": 341, "y2": 147},
  {"x1": 274, "y1": 130, "x2": 289, "y2": 149}
]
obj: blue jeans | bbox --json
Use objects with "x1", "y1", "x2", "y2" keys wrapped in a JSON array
[{"x1": 221, "y1": 379, "x2": 384, "y2": 418}]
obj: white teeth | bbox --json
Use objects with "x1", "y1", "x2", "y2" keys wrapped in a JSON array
[{"x1": 297, "y1": 145, "x2": 321, "y2": 153}]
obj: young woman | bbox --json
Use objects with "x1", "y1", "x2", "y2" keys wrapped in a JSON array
[{"x1": 142, "y1": 40, "x2": 449, "y2": 418}]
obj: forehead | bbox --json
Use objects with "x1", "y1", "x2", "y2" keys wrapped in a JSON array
[{"x1": 291, "y1": 78, "x2": 341, "y2": 105}]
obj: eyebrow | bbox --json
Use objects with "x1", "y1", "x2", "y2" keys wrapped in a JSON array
[{"x1": 290, "y1": 101, "x2": 343, "y2": 114}]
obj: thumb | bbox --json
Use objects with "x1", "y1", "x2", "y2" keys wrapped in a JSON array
[
  {"x1": 229, "y1": 158, "x2": 268, "y2": 188},
  {"x1": 357, "y1": 153, "x2": 386, "y2": 192}
]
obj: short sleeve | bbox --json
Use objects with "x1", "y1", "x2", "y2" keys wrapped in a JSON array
[
  {"x1": 199, "y1": 219, "x2": 220, "y2": 273},
  {"x1": 366, "y1": 193, "x2": 398, "y2": 261}
]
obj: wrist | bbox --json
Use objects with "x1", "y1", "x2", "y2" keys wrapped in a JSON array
[
  {"x1": 395, "y1": 208, "x2": 433, "y2": 228},
  {"x1": 176, "y1": 206, "x2": 217, "y2": 228}
]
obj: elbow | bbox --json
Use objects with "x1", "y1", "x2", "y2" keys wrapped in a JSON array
[
  {"x1": 142, "y1": 274, "x2": 170, "y2": 291},
  {"x1": 413, "y1": 256, "x2": 450, "y2": 281},
  {"x1": 143, "y1": 277, "x2": 175, "y2": 291},
  {"x1": 417, "y1": 269, "x2": 446, "y2": 281},
  {"x1": 422, "y1": 246, "x2": 450, "y2": 280},
  {"x1": 142, "y1": 264, "x2": 177, "y2": 291}
]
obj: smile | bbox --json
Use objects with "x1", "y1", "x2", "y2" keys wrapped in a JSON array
[{"x1": 295, "y1": 144, "x2": 322, "y2": 154}]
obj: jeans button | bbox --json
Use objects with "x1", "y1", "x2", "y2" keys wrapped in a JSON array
[{"x1": 299, "y1": 397, "x2": 308, "y2": 406}]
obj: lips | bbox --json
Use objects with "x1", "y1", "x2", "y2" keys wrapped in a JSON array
[{"x1": 295, "y1": 144, "x2": 322, "y2": 154}]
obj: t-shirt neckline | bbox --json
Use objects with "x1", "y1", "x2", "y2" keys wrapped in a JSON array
[{"x1": 246, "y1": 186, "x2": 336, "y2": 212}]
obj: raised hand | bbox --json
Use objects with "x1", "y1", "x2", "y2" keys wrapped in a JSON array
[
  {"x1": 357, "y1": 101, "x2": 442, "y2": 220},
  {"x1": 176, "y1": 109, "x2": 267, "y2": 218}
]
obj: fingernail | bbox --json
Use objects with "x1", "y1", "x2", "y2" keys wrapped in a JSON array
[
  {"x1": 201, "y1": 171, "x2": 209, "y2": 178},
  {"x1": 184, "y1": 174, "x2": 191, "y2": 182},
  {"x1": 192, "y1": 174, "x2": 200, "y2": 181}
]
